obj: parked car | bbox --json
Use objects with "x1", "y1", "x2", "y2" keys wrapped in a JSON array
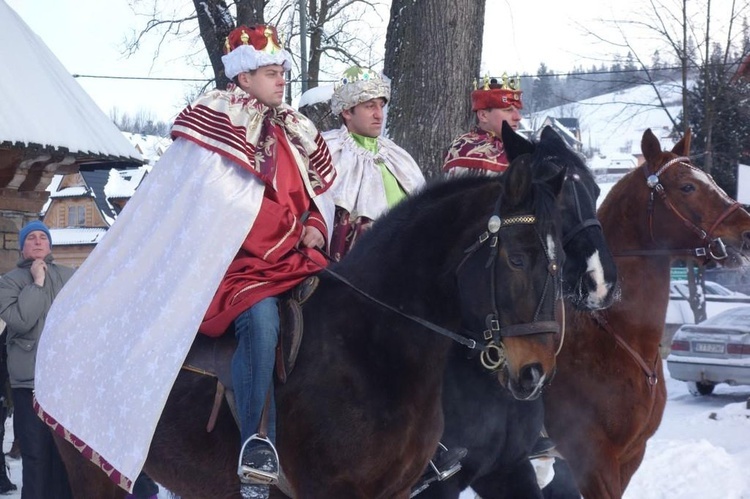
[
  {"x1": 666, "y1": 305, "x2": 750, "y2": 395},
  {"x1": 665, "y1": 280, "x2": 750, "y2": 326},
  {"x1": 670, "y1": 280, "x2": 748, "y2": 299}
]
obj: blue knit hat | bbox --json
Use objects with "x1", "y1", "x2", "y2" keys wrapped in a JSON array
[{"x1": 19, "y1": 221, "x2": 52, "y2": 250}]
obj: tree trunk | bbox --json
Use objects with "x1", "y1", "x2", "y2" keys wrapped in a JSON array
[
  {"x1": 384, "y1": 0, "x2": 485, "y2": 178},
  {"x1": 687, "y1": 262, "x2": 707, "y2": 324},
  {"x1": 307, "y1": 0, "x2": 325, "y2": 89}
]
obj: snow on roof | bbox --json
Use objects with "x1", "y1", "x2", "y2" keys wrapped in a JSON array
[
  {"x1": 0, "y1": 0, "x2": 142, "y2": 162},
  {"x1": 122, "y1": 132, "x2": 171, "y2": 165},
  {"x1": 50, "y1": 227, "x2": 108, "y2": 246},
  {"x1": 49, "y1": 186, "x2": 90, "y2": 198},
  {"x1": 104, "y1": 166, "x2": 149, "y2": 198},
  {"x1": 547, "y1": 117, "x2": 582, "y2": 144},
  {"x1": 298, "y1": 85, "x2": 334, "y2": 108}
]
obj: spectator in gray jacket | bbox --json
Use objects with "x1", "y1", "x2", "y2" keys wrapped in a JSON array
[{"x1": 0, "y1": 221, "x2": 74, "y2": 499}]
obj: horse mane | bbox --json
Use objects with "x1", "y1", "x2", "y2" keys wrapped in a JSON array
[
  {"x1": 333, "y1": 166, "x2": 560, "y2": 288},
  {"x1": 534, "y1": 131, "x2": 594, "y2": 184}
]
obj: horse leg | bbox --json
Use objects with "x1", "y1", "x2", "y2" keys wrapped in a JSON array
[
  {"x1": 53, "y1": 433, "x2": 125, "y2": 499},
  {"x1": 618, "y1": 446, "x2": 647, "y2": 493},
  {"x1": 577, "y1": 458, "x2": 623, "y2": 499},
  {"x1": 471, "y1": 459, "x2": 543, "y2": 499}
]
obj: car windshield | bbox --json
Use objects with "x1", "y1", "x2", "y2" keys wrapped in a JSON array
[
  {"x1": 704, "y1": 283, "x2": 734, "y2": 296},
  {"x1": 702, "y1": 306, "x2": 750, "y2": 327},
  {"x1": 671, "y1": 281, "x2": 741, "y2": 297}
]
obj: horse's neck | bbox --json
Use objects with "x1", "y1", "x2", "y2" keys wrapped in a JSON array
[
  {"x1": 596, "y1": 186, "x2": 673, "y2": 349},
  {"x1": 319, "y1": 280, "x2": 455, "y2": 381}
]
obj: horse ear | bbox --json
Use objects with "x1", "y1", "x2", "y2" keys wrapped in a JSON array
[
  {"x1": 503, "y1": 154, "x2": 533, "y2": 208},
  {"x1": 540, "y1": 126, "x2": 566, "y2": 148},
  {"x1": 501, "y1": 121, "x2": 534, "y2": 161},
  {"x1": 672, "y1": 129, "x2": 691, "y2": 156},
  {"x1": 641, "y1": 129, "x2": 661, "y2": 164}
]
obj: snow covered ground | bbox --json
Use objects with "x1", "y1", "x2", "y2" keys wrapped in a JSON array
[
  {"x1": 3, "y1": 369, "x2": 748, "y2": 498},
  {"x1": 458, "y1": 370, "x2": 750, "y2": 499}
]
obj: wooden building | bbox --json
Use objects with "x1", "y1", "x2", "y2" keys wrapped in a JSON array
[
  {"x1": 40, "y1": 166, "x2": 149, "y2": 267},
  {"x1": 0, "y1": 0, "x2": 143, "y2": 273}
]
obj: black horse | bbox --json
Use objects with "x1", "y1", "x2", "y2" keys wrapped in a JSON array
[
  {"x1": 56, "y1": 147, "x2": 567, "y2": 499},
  {"x1": 418, "y1": 125, "x2": 618, "y2": 499}
]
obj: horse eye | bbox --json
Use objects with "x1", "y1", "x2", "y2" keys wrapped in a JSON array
[
  {"x1": 508, "y1": 254, "x2": 525, "y2": 269},
  {"x1": 680, "y1": 184, "x2": 696, "y2": 193}
]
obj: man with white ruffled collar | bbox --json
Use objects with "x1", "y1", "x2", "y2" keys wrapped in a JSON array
[
  {"x1": 322, "y1": 67, "x2": 425, "y2": 261},
  {"x1": 322, "y1": 67, "x2": 466, "y2": 495}
]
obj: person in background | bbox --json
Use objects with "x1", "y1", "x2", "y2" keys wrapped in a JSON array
[
  {"x1": 322, "y1": 66, "x2": 466, "y2": 496},
  {"x1": 442, "y1": 72, "x2": 562, "y2": 484},
  {"x1": 442, "y1": 73, "x2": 523, "y2": 176},
  {"x1": 322, "y1": 66, "x2": 425, "y2": 260},
  {"x1": 0, "y1": 221, "x2": 74, "y2": 498}
]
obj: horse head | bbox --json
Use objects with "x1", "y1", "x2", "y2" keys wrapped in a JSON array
[
  {"x1": 502, "y1": 123, "x2": 618, "y2": 311},
  {"x1": 614, "y1": 128, "x2": 750, "y2": 267},
  {"x1": 455, "y1": 153, "x2": 565, "y2": 400}
]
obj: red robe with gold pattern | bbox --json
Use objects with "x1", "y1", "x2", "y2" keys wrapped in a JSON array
[
  {"x1": 442, "y1": 127, "x2": 509, "y2": 176},
  {"x1": 171, "y1": 86, "x2": 336, "y2": 337}
]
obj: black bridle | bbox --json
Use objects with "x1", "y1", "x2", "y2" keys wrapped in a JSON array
[
  {"x1": 456, "y1": 213, "x2": 561, "y2": 345},
  {"x1": 299, "y1": 210, "x2": 561, "y2": 354},
  {"x1": 561, "y1": 173, "x2": 603, "y2": 247}
]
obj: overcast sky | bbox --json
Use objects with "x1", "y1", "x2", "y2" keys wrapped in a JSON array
[{"x1": 6, "y1": 0, "x2": 733, "y2": 122}]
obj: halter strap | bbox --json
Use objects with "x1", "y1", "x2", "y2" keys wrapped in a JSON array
[{"x1": 616, "y1": 156, "x2": 736, "y2": 261}]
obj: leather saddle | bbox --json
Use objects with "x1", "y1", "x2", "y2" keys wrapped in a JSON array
[{"x1": 181, "y1": 276, "x2": 319, "y2": 430}]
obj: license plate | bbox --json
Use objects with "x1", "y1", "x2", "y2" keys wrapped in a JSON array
[{"x1": 693, "y1": 342, "x2": 725, "y2": 354}]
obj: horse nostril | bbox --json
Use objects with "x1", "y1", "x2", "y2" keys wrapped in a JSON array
[{"x1": 519, "y1": 363, "x2": 544, "y2": 391}]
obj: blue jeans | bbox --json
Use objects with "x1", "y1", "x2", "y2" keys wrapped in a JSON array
[{"x1": 232, "y1": 297, "x2": 279, "y2": 445}]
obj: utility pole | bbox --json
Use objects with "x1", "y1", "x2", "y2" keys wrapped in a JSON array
[{"x1": 300, "y1": 0, "x2": 308, "y2": 94}]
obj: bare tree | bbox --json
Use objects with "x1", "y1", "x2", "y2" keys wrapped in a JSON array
[
  {"x1": 580, "y1": 0, "x2": 750, "y2": 135},
  {"x1": 304, "y1": 0, "x2": 386, "y2": 88},
  {"x1": 125, "y1": 0, "x2": 384, "y2": 95},
  {"x1": 384, "y1": 0, "x2": 485, "y2": 177}
]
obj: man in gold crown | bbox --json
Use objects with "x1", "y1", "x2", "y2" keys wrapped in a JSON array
[
  {"x1": 322, "y1": 66, "x2": 425, "y2": 260},
  {"x1": 443, "y1": 74, "x2": 523, "y2": 176},
  {"x1": 32, "y1": 24, "x2": 335, "y2": 499},
  {"x1": 321, "y1": 67, "x2": 466, "y2": 496}
]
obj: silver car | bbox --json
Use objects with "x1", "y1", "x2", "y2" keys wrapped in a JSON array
[{"x1": 666, "y1": 305, "x2": 750, "y2": 395}]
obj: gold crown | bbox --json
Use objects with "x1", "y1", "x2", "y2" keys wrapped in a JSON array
[
  {"x1": 223, "y1": 25, "x2": 284, "y2": 55},
  {"x1": 473, "y1": 73, "x2": 521, "y2": 91}
]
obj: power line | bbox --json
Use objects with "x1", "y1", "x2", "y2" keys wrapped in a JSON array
[
  {"x1": 71, "y1": 61, "x2": 740, "y2": 84},
  {"x1": 72, "y1": 74, "x2": 211, "y2": 82}
]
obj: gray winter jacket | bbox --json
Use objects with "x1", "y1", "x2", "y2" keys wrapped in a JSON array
[{"x1": 0, "y1": 254, "x2": 74, "y2": 389}]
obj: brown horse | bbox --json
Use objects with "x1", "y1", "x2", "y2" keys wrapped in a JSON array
[
  {"x1": 55, "y1": 155, "x2": 567, "y2": 498},
  {"x1": 543, "y1": 128, "x2": 750, "y2": 498}
]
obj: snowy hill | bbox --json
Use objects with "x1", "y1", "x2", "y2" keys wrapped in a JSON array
[{"x1": 530, "y1": 80, "x2": 687, "y2": 168}]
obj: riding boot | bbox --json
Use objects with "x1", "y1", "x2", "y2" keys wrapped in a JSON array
[
  {"x1": 410, "y1": 443, "x2": 467, "y2": 497},
  {"x1": 0, "y1": 461, "x2": 16, "y2": 494},
  {"x1": 238, "y1": 435, "x2": 279, "y2": 499},
  {"x1": 529, "y1": 430, "x2": 558, "y2": 459}
]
